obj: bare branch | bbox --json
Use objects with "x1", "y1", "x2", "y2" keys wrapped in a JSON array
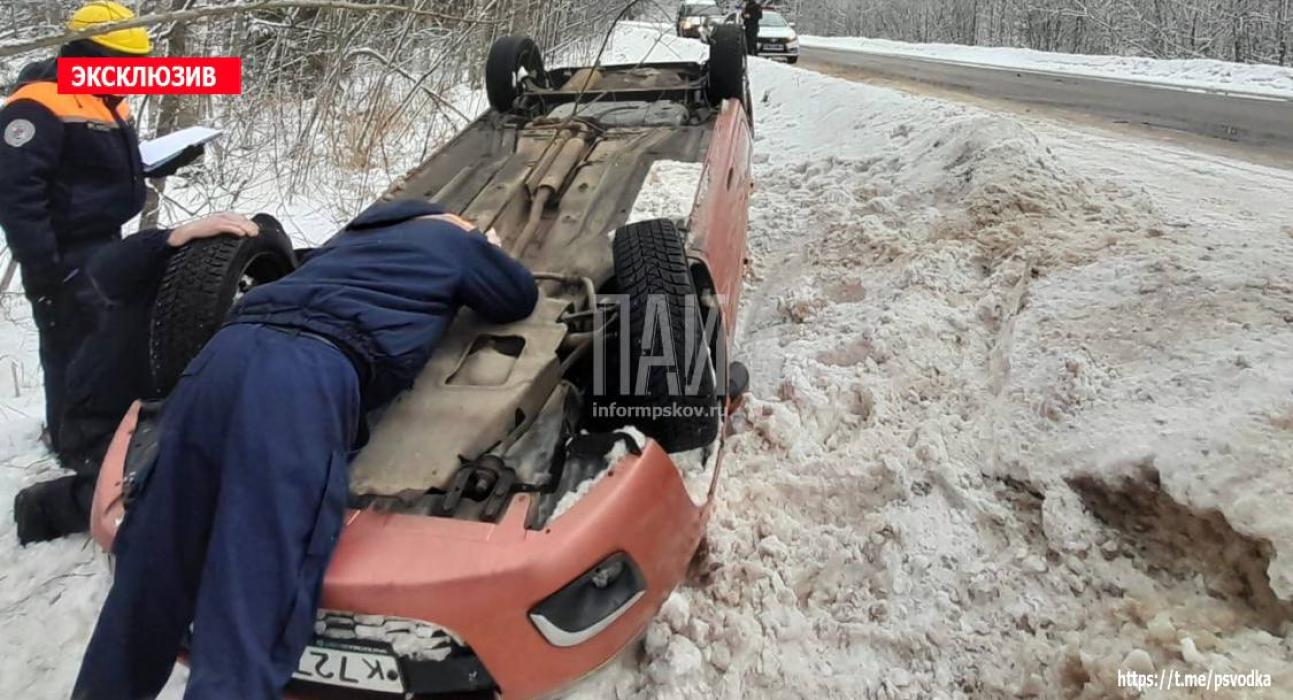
[
  {"x1": 347, "y1": 47, "x2": 474, "y2": 124},
  {"x1": 0, "y1": 0, "x2": 496, "y2": 58}
]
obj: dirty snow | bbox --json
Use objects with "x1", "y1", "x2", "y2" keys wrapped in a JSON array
[
  {"x1": 551, "y1": 427, "x2": 650, "y2": 522},
  {"x1": 628, "y1": 160, "x2": 706, "y2": 226},
  {"x1": 4, "y1": 20, "x2": 1293, "y2": 700},
  {"x1": 571, "y1": 25, "x2": 1293, "y2": 700},
  {"x1": 801, "y1": 35, "x2": 1293, "y2": 99},
  {"x1": 672, "y1": 443, "x2": 720, "y2": 508}
]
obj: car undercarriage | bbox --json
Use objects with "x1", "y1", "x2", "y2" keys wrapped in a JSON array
[
  {"x1": 349, "y1": 60, "x2": 737, "y2": 523},
  {"x1": 92, "y1": 27, "x2": 754, "y2": 700}
]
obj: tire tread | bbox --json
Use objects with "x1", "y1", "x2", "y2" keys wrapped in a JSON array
[
  {"x1": 611, "y1": 219, "x2": 719, "y2": 452},
  {"x1": 148, "y1": 224, "x2": 295, "y2": 395}
]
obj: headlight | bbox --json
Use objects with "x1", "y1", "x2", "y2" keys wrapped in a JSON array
[
  {"x1": 681, "y1": 19, "x2": 695, "y2": 28},
  {"x1": 529, "y1": 553, "x2": 647, "y2": 647},
  {"x1": 788, "y1": 39, "x2": 799, "y2": 49}
]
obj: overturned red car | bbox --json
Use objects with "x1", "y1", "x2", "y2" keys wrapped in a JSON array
[{"x1": 92, "y1": 25, "x2": 754, "y2": 700}]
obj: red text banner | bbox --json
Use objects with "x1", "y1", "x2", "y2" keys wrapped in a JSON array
[{"x1": 58, "y1": 57, "x2": 242, "y2": 95}]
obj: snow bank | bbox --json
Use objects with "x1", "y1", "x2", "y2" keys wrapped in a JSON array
[
  {"x1": 570, "y1": 24, "x2": 1293, "y2": 700},
  {"x1": 801, "y1": 35, "x2": 1293, "y2": 98}
]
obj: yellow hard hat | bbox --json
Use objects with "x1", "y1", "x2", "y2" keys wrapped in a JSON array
[{"x1": 67, "y1": 2, "x2": 152, "y2": 56}]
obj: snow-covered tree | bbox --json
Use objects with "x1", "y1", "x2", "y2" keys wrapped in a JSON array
[{"x1": 786, "y1": 0, "x2": 1293, "y2": 65}]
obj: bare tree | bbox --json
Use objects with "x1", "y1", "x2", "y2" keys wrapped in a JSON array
[
  {"x1": 787, "y1": 0, "x2": 1293, "y2": 65},
  {"x1": 2, "y1": 0, "x2": 623, "y2": 234}
]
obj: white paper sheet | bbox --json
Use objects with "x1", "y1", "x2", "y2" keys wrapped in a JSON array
[{"x1": 138, "y1": 126, "x2": 223, "y2": 171}]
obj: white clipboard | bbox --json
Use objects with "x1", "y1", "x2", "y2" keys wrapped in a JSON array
[{"x1": 139, "y1": 126, "x2": 223, "y2": 171}]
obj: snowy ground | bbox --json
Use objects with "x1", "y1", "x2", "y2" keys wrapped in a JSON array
[
  {"x1": 576, "y1": 27, "x2": 1293, "y2": 700},
  {"x1": 5, "y1": 22, "x2": 1293, "y2": 700},
  {"x1": 800, "y1": 35, "x2": 1293, "y2": 98}
]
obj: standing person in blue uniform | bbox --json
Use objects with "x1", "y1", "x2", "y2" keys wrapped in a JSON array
[
  {"x1": 1, "y1": 2, "x2": 208, "y2": 543},
  {"x1": 74, "y1": 200, "x2": 539, "y2": 700}
]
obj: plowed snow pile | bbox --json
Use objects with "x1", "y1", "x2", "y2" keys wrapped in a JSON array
[
  {"x1": 4, "y1": 24, "x2": 1293, "y2": 700},
  {"x1": 572, "y1": 28, "x2": 1293, "y2": 699}
]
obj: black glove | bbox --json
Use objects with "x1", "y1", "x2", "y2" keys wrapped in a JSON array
[{"x1": 143, "y1": 143, "x2": 205, "y2": 179}]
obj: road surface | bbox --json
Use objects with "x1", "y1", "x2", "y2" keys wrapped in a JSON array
[{"x1": 800, "y1": 43, "x2": 1293, "y2": 152}]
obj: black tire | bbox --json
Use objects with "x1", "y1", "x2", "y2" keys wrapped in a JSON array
[
  {"x1": 708, "y1": 24, "x2": 747, "y2": 108},
  {"x1": 607, "y1": 219, "x2": 719, "y2": 452},
  {"x1": 148, "y1": 214, "x2": 297, "y2": 395},
  {"x1": 787, "y1": 56, "x2": 799, "y2": 65},
  {"x1": 485, "y1": 35, "x2": 546, "y2": 113}
]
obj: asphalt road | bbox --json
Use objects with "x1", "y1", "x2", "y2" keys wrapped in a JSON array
[{"x1": 800, "y1": 44, "x2": 1293, "y2": 150}]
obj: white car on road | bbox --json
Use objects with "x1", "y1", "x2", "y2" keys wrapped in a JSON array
[{"x1": 720, "y1": 9, "x2": 800, "y2": 63}]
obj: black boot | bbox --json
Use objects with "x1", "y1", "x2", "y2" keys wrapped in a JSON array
[{"x1": 13, "y1": 474, "x2": 93, "y2": 545}]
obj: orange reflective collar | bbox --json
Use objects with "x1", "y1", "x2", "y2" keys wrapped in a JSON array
[{"x1": 5, "y1": 82, "x2": 130, "y2": 125}]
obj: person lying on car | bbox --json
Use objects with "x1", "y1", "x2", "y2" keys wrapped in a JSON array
[{"x1": 74, "y1": 200, "x2": 538, "y2": 700}]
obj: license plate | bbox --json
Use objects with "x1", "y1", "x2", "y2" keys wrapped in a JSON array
[
  {"x1": 293, "y1": 644, "x2": 405, "y2": 694},
  {"x1": 762, "y1": 44, "x2": 784, "y2": 52}
]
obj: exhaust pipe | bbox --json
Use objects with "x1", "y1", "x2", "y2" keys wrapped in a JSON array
[{"x1": 510, "y1": 129, "x2": 590, "y2": 258}]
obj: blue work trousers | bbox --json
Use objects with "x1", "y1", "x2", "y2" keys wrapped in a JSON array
[{"x1": 74, "y1": 324, "x2": 360, "y2": 700}]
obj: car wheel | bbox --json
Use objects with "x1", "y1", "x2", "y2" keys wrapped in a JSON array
[
  {"x1": 788, "y1": 56, "x2": 799, "y2": 65},
  {"x1": 606, "y1": 219, "x2": 720, "y2": 453},
  {"x1": 707, "y1": 24, "x2": 747, "y2": 110},
  {"x1": 148, "y1": 214, "x2": 297, "y2": 395},
  {"x1": 485, "y1": 35, "x2": 547, "y2": 113}
]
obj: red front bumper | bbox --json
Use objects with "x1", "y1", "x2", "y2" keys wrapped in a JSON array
[{"x1": 92, "y1": 402, "x2": 717, "y2": 699}]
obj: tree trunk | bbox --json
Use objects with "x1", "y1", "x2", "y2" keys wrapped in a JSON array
[
  {"x1": 1233, "y1": 0, "x2": 1246, "y2": 63},
  {"x1": 142, "y1": 0, "x2": 201, "y2": 229},
  {"x1": 1279, "y1": 0, "x2": 1291, "y2": 65}
]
